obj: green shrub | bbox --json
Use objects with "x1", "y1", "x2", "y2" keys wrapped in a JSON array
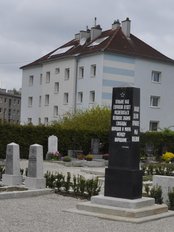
[
  {"x1": 54, "y1": 173, "x2": 65, "y2": 192},
  {"x1": 77, "y1": 154, "x2": 85, "y2": 160},
  {"x1": 85, "y1": 154, "x2": 93, "y2": 161},
  {"x1": 44, "y1": 172, "x2": 101, "y2": 199},
  {"x1": 46, "y1": 151, "x2": 61, "y2": 160},
  {"x1": 149, "y1": 185, "x2": 163, "y2": 204},
  {"x1": 85, "y1": 177, "x2": 101, "y2": 199},
  {"x1": 141, "y1": 163, "x2": 174, "y2": 176},
  {"x1": 44, "y1": 171, "x2": 56, "y2": 189},
  {"x1": 168, "y1": 188, "x2": 174, "y2": 210},
  {"x1": 63, "y1": 172, "x2": 71, "y2": 193},
  {"x1": 62, "y1": 156, "x2": 71, "y2": 162}
]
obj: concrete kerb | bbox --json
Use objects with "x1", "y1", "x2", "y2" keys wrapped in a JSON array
[
  {"x1": 0, "y1": 188, "x2": 53, "y2": 200},
  {"x1": 65, "y1": 207, "x2": 174, "y2": 224}
]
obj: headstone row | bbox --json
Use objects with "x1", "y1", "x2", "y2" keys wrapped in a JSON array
[{"x1": 2, "y1": 143, "x2": 45, "y2": 189}]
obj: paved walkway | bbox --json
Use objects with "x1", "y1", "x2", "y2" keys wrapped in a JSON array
[{"x1": 0, "y1": 160, "x2": 174, "y2": 232}]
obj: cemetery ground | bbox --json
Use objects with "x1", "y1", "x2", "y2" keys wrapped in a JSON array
[{"x1": 0, "y1": 160, "x2": 174, "y2": 232}]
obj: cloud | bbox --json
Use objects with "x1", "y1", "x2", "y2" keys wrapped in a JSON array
[{"x1": 1, "y1": 0, "x2": 174, "y2": 89}]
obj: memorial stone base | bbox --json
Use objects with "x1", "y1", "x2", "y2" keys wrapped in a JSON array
[
  {"x1": 105, "y1": 168, "x2": 142, "y2": 199},
  {"x1": 67, "y1": 195, "x2": 174, "y2": 223},
  {"x1": 2, "y1": 174, "x2": 23, "y2": 186},
  {"x1": 25, "y1": 177, "x2": 46, "y2": 189}
]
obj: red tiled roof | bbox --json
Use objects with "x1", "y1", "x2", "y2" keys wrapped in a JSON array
[{"x1": 21, "y1": 27, "x2": 174, "y2": 69}]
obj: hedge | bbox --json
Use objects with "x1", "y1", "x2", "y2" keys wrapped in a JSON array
[
  {"x1": 0, "y1": 123, "x2": 174, "y2": 160},
  {"x1": 0, "y1": 123, "x2": 109, "y2": 159}
]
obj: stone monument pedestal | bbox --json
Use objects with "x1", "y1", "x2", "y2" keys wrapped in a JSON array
[
  {"x1": 68, "y1": 195, "x2": 174, "y2": 223},
  {"x1": 105, "y1": 168, "x2": 142, "y2": 199},
  {"x1": 2, "y1": 174, "x2": 23, "y2": 186},
  {"x1": 25, "y1": 177, "x2": 46, "y2": 189}
]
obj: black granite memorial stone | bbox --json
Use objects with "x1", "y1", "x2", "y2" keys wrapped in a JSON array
[{"x1": 104, "y1": 87, "x2": 143, "y2": 199}]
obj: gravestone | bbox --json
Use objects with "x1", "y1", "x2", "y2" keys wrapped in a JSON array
[
  {"x1": 91, "y1": 138, "x2": 100, "y2": 155},
  {"x1": 2, "y1": 142, "x2": 22, "y2": 185},
  {"x1": 105, "y1": 87, "x2": 142, "y2": 199},
  {"x1": 25, "y1": 144, "x2": 46, "y2": 189},
  {"x1": 71, "y1": 87, "x2": 173, "y2": 222},
  {"x1": 46, "y1": 135, "x2": 58, "y2": 160},
  {"x1": 48, "y1": 135, "x2": 58, "y2": 153}
]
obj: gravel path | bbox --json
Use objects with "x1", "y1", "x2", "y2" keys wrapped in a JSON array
[
  {"x1": 0, "y1": 160, "x2": 174, "y2": 232},
  {"x1": 1, "y1": 194, "x2": 174, "y2": 232}
]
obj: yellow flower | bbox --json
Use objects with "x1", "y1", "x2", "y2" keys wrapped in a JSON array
[{"x1": 162, "y1": 152, "x2": 174, "y2": 162}]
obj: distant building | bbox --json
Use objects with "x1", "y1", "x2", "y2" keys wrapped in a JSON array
[
  {"x1": 0, "y1": 89, "x2": 21, "y2": 123},
  {"x1": 20, "y1": 18, "x2": 174, "y2": 131}
]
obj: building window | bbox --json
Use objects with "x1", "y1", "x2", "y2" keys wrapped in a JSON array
[
  {"x1": 54, "y1": 82, "x2": 59, "y2": 93},
  {"x1": 152, "y1": 71, "x2": 161, "y2": 83},
  {"x1": 149, "y1": 121, "x2": 159, "y2": 131},
  {"x1": 90, "y1": 64, "x2": 96, "y2": 77},
  {"x1": 150, "y1": 96, "x2": 160, "y2": 107},
  {"x1": 54, "y1": 106, "x2": 58, "y2": 117},
  {"x1": 0, "y1": 97, "x2": 2, "y2": 103},
  {"x1": 40, "y1": 74, "x2": 43, "y2": 85},
  {"x1": 44, "y1": 117, "x2": 48, "y2": 125},
  {"x1": 65, "y1": 68, "x2": 70, "y2": 80},
  {"x1": 55, "y1": 68, "x2": 60, "y2": 74},
  {"x1": 39, "y1": 96, "x2": 42, "y2": 107},
  {"x1": 28, "y1": 118, "x2": 32, "y2": 124},
  {"x1": 46, "y1": 72, "x2": 50, "y2": 83},
  {"x1": 29, "y1": 75, "x2": 34, "y2": 86},
  {"x1": 79, "y1": 66, "x2": 84, "y2": 79},
  {"x1": 45, "y1": 95, "x2": 49, "y2": 106},
  {"x1": 0, "y1": 108, "x2": 1, "y2": 113},
  {"x1": 89, "y1": 91, "x2": 95, "y2": 103},
  {"x1": 64, "y1": 93, "x2": 69, "y2": 104},
  {"x1": 28, "y1": 97, "x2": 33, "y2": 107},
  {"x1": 78, "y1": 92, "x2": 83, "y2": 103},
  {"x1": 9, "y1": 99, "x2": 11, "y2": 107}
]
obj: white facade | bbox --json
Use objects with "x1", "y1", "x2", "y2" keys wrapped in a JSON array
[
  {"x1": 21, "y1": 19, "x2": 174, "y2": 131},
  {"x1": 21, "y1": 51, "x2": 174, "y2": 131},
  {"x1": 21, "y1": 58, "x2": 77, "y2": 125}
]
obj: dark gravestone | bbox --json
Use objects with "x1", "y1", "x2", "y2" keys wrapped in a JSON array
[
  {"x1": 105, "y1": 87, "x2": 142, "y2": 199},
  {"x1": 91, "y1": 138, "x2": 100, "y2": 154}
]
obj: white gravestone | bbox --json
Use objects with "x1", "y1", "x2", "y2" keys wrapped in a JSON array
[
  {"x1": 25, "y1": 144, "x2": 46, "y2": 189},
  {"x1": 2, "y1": 142, "x2": 22, "y2": 186},
  {"x1": 48, "y1": 135, "x2": 58, "y2": 153}
]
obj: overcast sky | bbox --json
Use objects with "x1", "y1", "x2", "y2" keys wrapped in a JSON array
[{"x1": 1, "y1": 0, "x2": 174, "y2": 90}]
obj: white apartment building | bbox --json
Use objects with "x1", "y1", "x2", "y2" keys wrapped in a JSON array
[{"x1": 20, "y1": 18, "x2": 174, "y2": 131}]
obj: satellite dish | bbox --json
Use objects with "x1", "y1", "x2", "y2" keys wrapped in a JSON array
[{"x1": 80, "y1": 37, "x2": 86, "y2": 46}]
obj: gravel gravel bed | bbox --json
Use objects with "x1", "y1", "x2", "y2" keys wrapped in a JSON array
[
  {"x1": 1, "y1": 194, "x2": 174, "y2": 232},
  {"x1": 1, "y1": 160, "x2": 174, "y2": 231},
  {"x1": 20, "y1": 159, "x2": 105, "y2": 179}
]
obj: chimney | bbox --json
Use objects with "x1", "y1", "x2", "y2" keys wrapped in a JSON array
[
  {"x1": 80, "y1": 29, "x2": 90, "y2": 40},
  {"x1": 112, "y1": 19, "x2": 121, "y2": 30},
  {"x1": 90, "y1": 24, "x2": 102, "y2": 41},
  {"x1": 75, "y1": 26, "x2": 90, "y2": 42},
  {"x1": 75, "y1": 33, "x2": 80, "y2": 40},
  {"x1": 121, "y1": 17, "x2": 131, "y2": 37}
]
